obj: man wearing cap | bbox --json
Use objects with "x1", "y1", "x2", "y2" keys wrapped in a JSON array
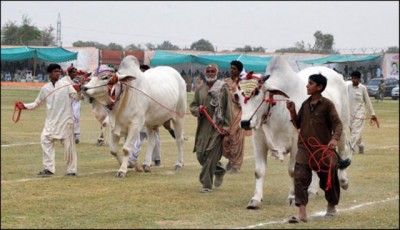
[
  {"x1": 223, "y1": 60, "x2": 246, "y2": 173},
  {"x1": 286, "y1": 73, "x2": 343, "y2": 223},
  {"x1": 190, "y1": 64, "x2": 232, "y2": 193},
  {"x1": 64, "y1": 64, "x2": 83, "y2": 144}
]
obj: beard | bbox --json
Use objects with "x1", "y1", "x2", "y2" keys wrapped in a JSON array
[{"x1": 205, "y1": 75, "x2": 218, "y2": 83}]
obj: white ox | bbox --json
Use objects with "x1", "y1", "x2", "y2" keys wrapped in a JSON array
[
  {"x1": 89, "y1": 98, "x2": 110, "y2": 146},
  {"x1": 236, "y1": 56, "x2": 351, "y2": 209},
  {"x1": 79, "y1": 71, "x2": 110, "y2": 146},
  {"x1": 83, "y1": 55, "x2": 186, "y2": 177}
]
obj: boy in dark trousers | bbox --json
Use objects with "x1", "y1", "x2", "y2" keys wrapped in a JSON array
[{"x1": 286, "y1": 73, "x2": 343, "y2": 223}]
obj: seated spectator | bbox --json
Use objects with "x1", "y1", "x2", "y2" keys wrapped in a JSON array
[
  {"x1": 37, "y1": 74, "x2": 44, "y2": 82},
  {"x1": 5, "y1": 72, "x2": 12, "y2": 81}
]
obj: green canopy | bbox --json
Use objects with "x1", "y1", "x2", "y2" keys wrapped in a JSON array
[
  {"x1": 1, "y1": 46, "x2": 78, "y2": 62},
  {"x1": 150, "y1": 50, "x2": 194, "y2": 66},
  {"x1": 194, "y1": 54, "x2": 272, "y2": 72},
  {"x1": 1, "y1": 46, "x2": 36, "y2": 61},
  {"x1": 301, "y1": 54, "x2": 382, "y2": 65},
  {"x1": 150, "y1": 51, "x2": 272, "y2": 73}
]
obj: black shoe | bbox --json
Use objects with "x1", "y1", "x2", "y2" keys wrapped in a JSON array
[
  {"x1": 37, "y1": 169, "x2": 54, "y2": 176},
  {"x1": 154, "y1": 160, "x2": 161, "y2": 167},
  {"x1": 65, "y1": 173, "x2": 77, "y2": 176},
  {"x1": 214, "y1": 174, "x2": 224, "y2": 188},
  {"x1": 75, "y1": 138, "x2": 80, "y2": 144}
]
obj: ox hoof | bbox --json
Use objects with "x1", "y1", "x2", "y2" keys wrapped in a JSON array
[
  {"x1": 174, "y1": 165, "x2": 183, "y2": 171},
  {"x1": 340, "y1": 180, "x2": 349, "y2": 190},
  {"x1": 308, "y1": 191, "x2": 318, "y2": 198},
  {"x1": 247, "y1": 199, "x2": 261, "y2": 209},
  {"x1": 116, "y1": 171, "x2": 126, "y2": 178},
  {"x1": 96, "y1": 139, "x2": 105, "y2": 146},
  {"x1": 287, "y1": 195, "x2": 296, "y2": 206},
  {"x1": 143, "y1": 165, "x2": 151, "y2": 173}
]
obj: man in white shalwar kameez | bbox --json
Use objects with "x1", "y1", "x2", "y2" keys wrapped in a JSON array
[
  {"x1": 347, "y1": 70, "x2": 378, "y2": 154},
  {"x1": 63, "y1": 65, "x2": 84, "y2": 144},
  {"x1": 16, "y1": 63, "x2": 82, "y2": 176}
]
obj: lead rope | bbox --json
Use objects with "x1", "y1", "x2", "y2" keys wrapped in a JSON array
[
  {"x1": 288, "y1": 108, "x2": 335, "y2": 191},
  {"x1": 12, "y1": 83, "x2": 75, "y2": 123}
]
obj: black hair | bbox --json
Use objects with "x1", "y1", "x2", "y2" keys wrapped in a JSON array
[
  {"x1": 350, "y1": 71, "x2": 361, "y2": 79},
  {"x1": 47, "y1": 63, "x2": 61, "y2": 73},
  {"x1": 230, "y1": 60, "x2": 243, "y2": 72},
  {"x1": 309, "y1": 73, "x2": 327, "y2": 92}
]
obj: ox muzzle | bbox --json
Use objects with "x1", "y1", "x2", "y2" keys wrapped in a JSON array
[{"x1": 240, "y1": 120, "x2": 252, "y2": 130}]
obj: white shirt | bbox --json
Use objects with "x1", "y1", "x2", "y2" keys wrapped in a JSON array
[
  {"x1": 24, "y1": 79, "x2": 80, "y2": 138},
  {"x1": 347, "y1": 83, "x2": 375, "y2": 116}
]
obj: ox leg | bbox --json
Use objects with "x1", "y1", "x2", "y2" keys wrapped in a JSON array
[
  {"x1": 109, "y1": 133, "x2": 122, "y2": 164},
  {"x1": 118, "y1": 127, "x2": 142, "y2": 177},
  {"x1": 247, "y1": 131, "x2": 268, "y2": 209},
  {"x1": 97, "y1": 117, "x2": 109, "y2": 146},
  {"x1": 97, "y1": 125, "x2": 106, "y2": 146},
  {"x1": 287, "y1": 143, "x2": 297, "y2": 206},
  {"x1": 308, "y1": 171, "x2": 319, "y2": 197},
  {"x1": 337, "y1": 133, "x2": 352, "y2": 190},
  {"x1": 172, "y1": 118, "x2": 184, "y2": 170}
]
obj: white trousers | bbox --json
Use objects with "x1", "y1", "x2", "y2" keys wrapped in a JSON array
[
  {"x1": 72, "y1": 100, "x2": 81, "y2": 137},
  {"x1": 40, "y1": 123, "x2": 77, "y2": 174},
  {"x1": 129, "y1": 128, "x2": 161, "y2": 162},
  {"x1": 349, "y1": 109, "x2": 366, "y2": 152}
]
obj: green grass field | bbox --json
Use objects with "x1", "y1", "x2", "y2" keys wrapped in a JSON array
[{"x1": 1, "y1": 87, "x2": 399, "y2": 229}]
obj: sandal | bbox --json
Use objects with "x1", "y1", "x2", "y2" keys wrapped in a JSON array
[
  {"x1": 288, "y1": 216, "x2": 300, "y2": 224},
  {"x1": 288, "y1": 216, "x2": 308, "y2": 224}
]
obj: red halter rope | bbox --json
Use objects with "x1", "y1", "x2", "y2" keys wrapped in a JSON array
[{"x1": 13, "y1": 83, "x2": 75, "y2": 123}]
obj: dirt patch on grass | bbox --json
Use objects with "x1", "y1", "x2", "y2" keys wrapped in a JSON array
[{"x1": 1, "y1": 82, "x2": 46, "y2": 88}]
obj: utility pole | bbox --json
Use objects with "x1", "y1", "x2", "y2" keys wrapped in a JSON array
[{"x1": 56, "y1": 13, "x2": 62, "y2": 47}]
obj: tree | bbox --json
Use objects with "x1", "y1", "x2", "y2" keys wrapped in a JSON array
[
  {"x1": 72, "y1": 41, "x2": 108, "y2": 50},
  {"x1": 386, "y1": 46, "x2": 399, "y2": 53},
  {"x1": 125, "y1": 43, "x2": 143, "y2": 51},
  {"x1": 1, "y1": 21, "x2": 19, "y2": 45},
  {"x1": 233, "y1": 45, "x2": 266, "y2": 52},
  {"x1": 1, "y1": 14, "x2": 44, "y2": 46},
  {"x1": 252, "y1": 46, "x2": 266, "y2": 52},
  {"x1": 275, "y1": 40, "x2": 309, "y2": 53},
  {"x1": 190, "y1": 39, "x2": 214, "y2": 52},
  {"x1": 18, "y1": 14, "x2": 42, "y2": 45},
  {"x1": 107, "y1": 42, "x2": 123, "y2": 51},
  {"x1": 41, "y1": 25, "x2": 55, "y2": 46},
  {"x1": 145, "y1": 43, "x2": 156, "y2": 50},
  {"x1": 157, "y1": 40, "x2": 180, "y2": 50},
  {"x1": 311, "y1": 30, "x2": 335, "y2": 54},
  {"x1": 233, "y1": 45, "x2": 252, "y2": 52}
]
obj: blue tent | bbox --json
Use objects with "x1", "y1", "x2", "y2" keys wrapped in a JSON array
[
  {"x1": 150, "y1": 51, "x2": 194, "y2": 66},
  {"x1": 300, "y1": 54, "x2": 382, "y2": 65},
  {"x1": 1, "y1": 46, "x2": 78, "y2": 76},
  {"x1": 1, "y1": 46, "x2": 78, "y2": 62},
  {"x1": 150, "y1": 51, "x2": 272, "y2": 73}
]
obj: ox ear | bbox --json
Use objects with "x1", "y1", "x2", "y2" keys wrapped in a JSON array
[
  {"x1": 87, "y1": 72, "x2": 92, "y2": 77},
  {"x1": 116, "y1": 72, "x2": 137, "y2": 80}
]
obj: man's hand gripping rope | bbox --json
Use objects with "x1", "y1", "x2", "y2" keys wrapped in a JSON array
[{"x1": 199, "y1": 105, "x2": 229, "y2": 136}]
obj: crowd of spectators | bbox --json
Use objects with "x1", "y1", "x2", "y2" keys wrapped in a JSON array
[{"x1": 1, "y1": 60, "x2": 49, "y2": 82}]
